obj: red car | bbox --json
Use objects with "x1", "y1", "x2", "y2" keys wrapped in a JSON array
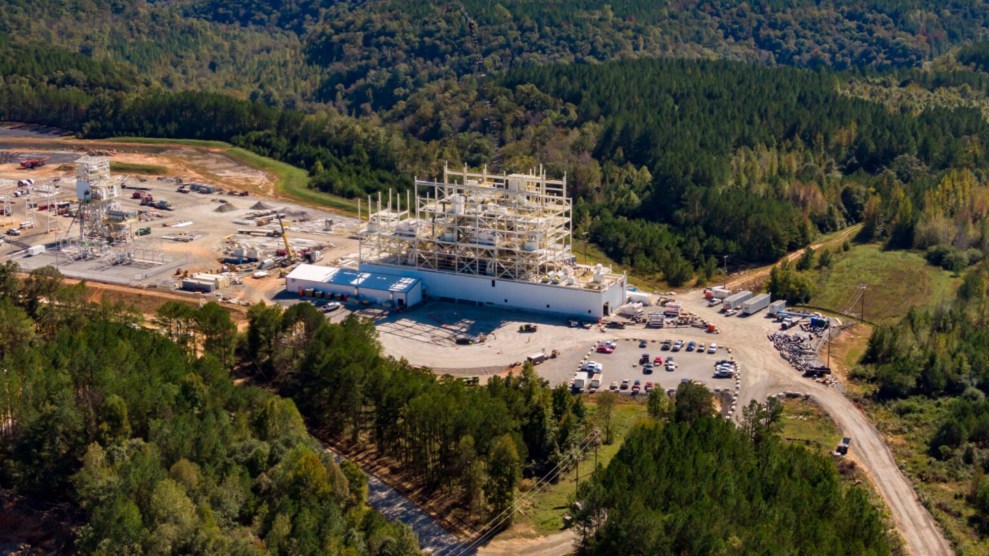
[
  {"x1": 644, "y1": 381, "x2": 654, "y2": 392},
  {"x1": 596, "y1": 344, "x2": 614, "y2": 354},
  {"x1": 653, "y1": 356, "x2": 663, "y2": 365}
]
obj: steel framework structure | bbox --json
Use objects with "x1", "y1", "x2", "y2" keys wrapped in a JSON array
[{"x1": 361, "y1": 164, "x2": 618, "y2": 289}]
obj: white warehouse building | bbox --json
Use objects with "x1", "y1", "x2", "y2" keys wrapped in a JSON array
[
  {"x1": 286, "y1": 264, "x2": 423, "y2": 308},
  {"x1": 357, "y1": 164, "x2": 627, "y2": 318}
]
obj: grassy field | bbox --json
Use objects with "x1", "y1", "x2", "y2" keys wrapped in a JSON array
[
  {"x1": 223, "y1": 148, "x2": 358, "y2": 215},
  {"x1": 109, "y1": 161, "x2": 167, "y2": 175},
  {"x1": 106, "y1": 136, "x2": 232, "y2": 149},
  {"x1": 780, "y1": 398, "x2": 842, "y2": 456},
  {"x1": 811, "y1": 243, "x2": 959, "y2": 324},
  {"x1": 514, "y1": 399, "x2": 646, "y2": 534}
]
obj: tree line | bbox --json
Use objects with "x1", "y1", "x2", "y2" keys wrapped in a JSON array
[{"x1": 243, "y1": 301, "x2": 588, "y2": 526}]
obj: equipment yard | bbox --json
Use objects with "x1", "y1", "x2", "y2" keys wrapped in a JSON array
[{"x1": 0, "y1": 140, "x2": 361, "y2": 306}]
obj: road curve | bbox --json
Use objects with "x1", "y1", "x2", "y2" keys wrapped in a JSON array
[
  {"x1": 324, "y1": 449, "x2": 465, "y2": 555},
  {"x1": 675, "y1": 292, "x2": 951, "y2": 556}
]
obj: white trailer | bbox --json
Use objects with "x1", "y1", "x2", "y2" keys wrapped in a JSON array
[
  {"x1": 768, "y1": 299, "x2": 786, "y2": 317},
  {"x1": 708, "y1": 286, "x2": 731, "y2": 299},
  {"x1": 26, "y1": 244, "x2": 46, "y2": 256},
  {"x1": 742, "y1": 293, "x2": 771, "y2": 315},
  {"x1": 723, "y1": 290, "x2": 752, "y2": 311}
]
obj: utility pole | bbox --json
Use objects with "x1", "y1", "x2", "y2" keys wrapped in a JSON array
[{"x1": 859, "y1": 283, "x2": 867, "y2": 323}]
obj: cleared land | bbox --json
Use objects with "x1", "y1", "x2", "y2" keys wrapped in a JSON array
[
  {"x1": 812, "y1": 244, "x2": 959, "y2": 324},
  {"x1": 780, "y1": 398, "x2": 842, "y2": 457}
]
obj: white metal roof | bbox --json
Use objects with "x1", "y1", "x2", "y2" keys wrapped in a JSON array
[
  {"x1": 286, "y1": 263, "x2": 337, "y2": 283},
  {"x1": 287, "y1": 264, "x2": 419, "y2": 293}
]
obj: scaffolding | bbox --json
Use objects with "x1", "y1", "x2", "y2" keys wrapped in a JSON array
[
  {"x1": 360, "y1": 164, "x2": 620, "y2": 289},
  {"x1": 73, "y1": 156, "x2": 131, "y2": 248},
  {"x1": 25, "y1": 182, "x2": 61, "y2": 234}
]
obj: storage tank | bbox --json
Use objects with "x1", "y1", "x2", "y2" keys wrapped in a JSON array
[
  {"x1": 723, "y1": 290, "x2": 753, "y2": 310},
  {"x1": 627, "y1": 291, "x2": 651, "y2": 305}
]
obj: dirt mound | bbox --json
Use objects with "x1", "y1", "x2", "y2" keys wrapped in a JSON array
[
  {"x1": 214, "y1": 202, "x2": 238, "y2": 213},
  {"x1": 250, "y1": 201, "x2": 274, "y2": 210}
]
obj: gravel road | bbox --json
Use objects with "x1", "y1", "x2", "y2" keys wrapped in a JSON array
[
  {"x1": 676, "y1": 292, "x2": 952, "y2": 556},
  {"x1": 325, "y1": 449, "x2": 465, "y2": 555}
]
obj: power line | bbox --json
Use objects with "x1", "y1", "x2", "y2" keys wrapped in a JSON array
[
  {"x1": 447, "y1": 433, "x2": 597, "y2": 556},
  {"x1": 447, "y1": 431, "x2": 599, "y2": 556}
]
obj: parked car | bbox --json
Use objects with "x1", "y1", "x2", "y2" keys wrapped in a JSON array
[
  {"x1": 620, "y1": 379, "x2": 630, "y2": 390},
  {"x1": 686, "y1": 340, "x2": 696, "y2": 351},
  {"x1": 6, "y1": 229, "x2": 20, "y2": 236},
  {"x1": 639, "y1": 339, "x2": 648, "y2": 348},
  {"x1": 661, "y1": 340, "x2": 672, "y2": 351},
  {"x1": 644, "y1": 381, "x2": 654, "y2": 393},
  {"x1": 653, "y1": 355, "x2": 663, "y2": 365},
  {"x1": 643, "y1": 363, "x2": 653, "y2": 374},
  {"x1": 672, "y1": 340, "x2": 683, "y2": 352},
  {"x1": 597, "y1": 344, "x2": 614, "y2": 354},
  {"x1": 609, "y1": 381, "x2": 619, "y2": 391},
  {"x1": 725, "y1": 309, "x2": 738, "y2": 317},
  {"x1": 631, "y1": 380, "x2": 642, "y2": 393},
  {"x1": 697, "y1": 342, "x2": 705, "y2": 352},
  {"x1": 666, "y1": 360, "x2": 677, "y2": 372},
  {"x1": 322, "y1": 301, "x2": 342, "y2": 312},
  {"x1": 708, "y1": 343, "x2": 718, "y2": 354},
  {"x1": 639, "y1": 353, "x2": 650, "y2": 364},
  {"x1": 606, "y1": 321, "x2": 626, "y2": 329},
  {"x1": 582, "y1": 361, "x2": 604, "y2": 373}
]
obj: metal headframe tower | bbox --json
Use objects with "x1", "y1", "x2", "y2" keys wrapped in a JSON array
[
  {"x1": 360, "y1": 163, "x2": 578, "y2": 283},
  {"x1": 72, "y1": 156, "x2": 129, "y2": 255}
]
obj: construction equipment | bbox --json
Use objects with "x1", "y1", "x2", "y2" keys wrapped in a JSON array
[
  {"x1": 275, "y1": 212, "x2": 294, "y2": 259},
  {"x1": 19, "y1": 157, "x2": 50, "y2": 170}
]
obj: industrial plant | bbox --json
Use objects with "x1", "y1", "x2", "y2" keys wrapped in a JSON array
[{"x1": 352, "y1": 164, "x2": 627, "y2": 317}]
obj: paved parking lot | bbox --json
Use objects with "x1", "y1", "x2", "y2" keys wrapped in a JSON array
[{"x1": 557, "y1": 335, "x2": 739, "y2": 396}]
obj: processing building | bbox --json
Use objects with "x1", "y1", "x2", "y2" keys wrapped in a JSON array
[
  {"x1": 286, "y1": 264, "x2": 423, "y2": 307},
  {"x1": 357, "y1": 164, "x2": 626, "y2": 318}
]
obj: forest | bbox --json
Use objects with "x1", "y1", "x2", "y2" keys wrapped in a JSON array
[
  {"x1": 241, "y1": 301, "x2": 588, "y2": 526},
  {"x1": 575, "y1": 387, "x2": 891, "y2": 555},
  {"x1": 0, "y1": 262, "x2": 420, "y2": 555},
  {"x1": 6, "y1": 1, "x2": 989, "y2": 282}
]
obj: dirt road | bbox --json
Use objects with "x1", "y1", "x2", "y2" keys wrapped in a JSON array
[
  {"x1": 675, "y1": 293, "x2": 952, "y2": 556},
  {"x1": 726, "y1": 225, "x2": 861, "y2": 291}
]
